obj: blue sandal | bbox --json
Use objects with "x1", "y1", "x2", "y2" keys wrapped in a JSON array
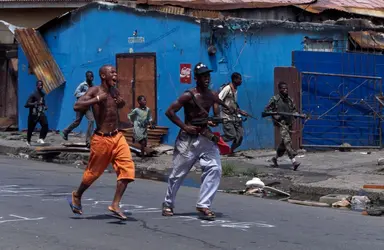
[{"x1": 67, "y1": 192, "x2": 82, "y2": 215}]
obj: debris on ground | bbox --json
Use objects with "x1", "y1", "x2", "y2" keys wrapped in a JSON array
[
  {"x1": 360, "y1": 152, "x2": 371, "y2": 155},
  {"x1": 245, "y1": 188, "x2": 264, "y2": 197},
  {"x1": 319, "y1": 194, "x2": 352, "y2": 206},
  {"x1": 362, "y1": 206, "x2": 384, "y2": 216},
  {"x1": 239, "y1": 152, "x2": 255, "y2": 159},
  {"x1": 351, "y1": 196, "x2": 371, "y2": 211},
  {"x1": 288, "y1": 199, "x2": 330, "y2": 207},
  {"x1": 245, "y1": 177, "x2": 265, "y2": 188},
  {"x1": 332, "y1": 199, "x2": 351, "y2": 208},
  {"x1": 153, "y1": 145, "x2": 174, "y2": 155},
  {"x1": 377, "y1": 158, "x2": 384, "y2": 166},
  {"x1": 339, "y1": 143, "x2": 352, "y2": 152},
  {"x1": 263, "y1": 186, "x2": 290, "y2": 197}
]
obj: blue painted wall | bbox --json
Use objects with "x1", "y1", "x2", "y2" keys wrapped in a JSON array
[
  {"x1": 293, "y1": 51, "x2": 384, "y2": 147},
  {"x1": 200, "y1": 25, "x2": 345, "y2": 149},
  {"x1": 17, "y1": 3, "x2": 348, "y2": 149},
  {"x1": 18, "y1": 5, "x2": 200, "y2": 144}
]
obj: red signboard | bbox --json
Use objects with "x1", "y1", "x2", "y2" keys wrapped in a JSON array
[{"x1": 180, "y1": 63, "x2": 192, "y2": 84}]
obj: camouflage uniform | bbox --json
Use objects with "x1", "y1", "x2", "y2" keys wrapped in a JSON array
[{"x1": 265, "y1": 94, "x2": 297, "y2": 159}]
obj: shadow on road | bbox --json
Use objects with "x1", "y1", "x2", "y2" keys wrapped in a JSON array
[{"x1": 70, "y1": 214, "x2": 138, "y2": 224}]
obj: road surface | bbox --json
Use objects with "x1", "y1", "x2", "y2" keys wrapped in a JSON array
[{"x1": 0, "y1": 155, "x2": 383, "y2": 250}]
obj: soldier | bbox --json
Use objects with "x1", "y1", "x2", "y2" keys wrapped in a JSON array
[{"x1": 264, "y1": 81, "x2": 300, "y2": 170}]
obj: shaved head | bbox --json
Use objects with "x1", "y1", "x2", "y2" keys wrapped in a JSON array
[
  {"x1": 99, "y1": 65, "x2": 117, "y2": 87},
  {"x1": 99, "y1": 65, "x2": 113, "y2": 77}
]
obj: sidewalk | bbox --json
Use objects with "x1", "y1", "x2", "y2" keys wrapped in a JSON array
[{"x1": 0, "y1": 131, "x2": 383, "y2": 200}]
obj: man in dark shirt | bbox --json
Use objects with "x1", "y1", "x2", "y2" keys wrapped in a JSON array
[
  {"x1": 264, "y1": 81, "x2": 300, "y2": 170},
  {"x1": 24, "y1": 80, "x2": 48, "y2": 146}
]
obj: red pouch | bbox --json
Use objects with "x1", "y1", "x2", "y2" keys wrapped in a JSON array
[{"x1": 213, "y1": 132, "x2": 231, "y2": 155}]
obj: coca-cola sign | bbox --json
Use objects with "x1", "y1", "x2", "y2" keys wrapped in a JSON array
[{"x1": 180, "y1": 63, "x2": 191, "y2": 84}]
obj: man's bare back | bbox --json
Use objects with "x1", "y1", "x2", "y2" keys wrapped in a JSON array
[{"x1": 74, "y1": 66, "x2": 125, "y2": 133}]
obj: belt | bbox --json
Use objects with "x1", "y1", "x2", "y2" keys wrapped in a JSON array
[{"x1": 94, "y1": 129, "x2": 119, "y2": 137}]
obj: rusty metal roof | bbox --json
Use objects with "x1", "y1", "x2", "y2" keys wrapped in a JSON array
[
  {"x1": 0, "y1": 0, "x2": 92, "y2": 2},
  {"x1": 295, "y1": 0, "x2": 384, "y2": 19},
  {"x1": 136, "y1": 0, "x2": 315, "y2": 10},
  {"x1": 15, "y1": 28, "x2": 66, "y2": 94},
  {"x1": 349, "y1": 31, "x2": 384, "y2": 50}
]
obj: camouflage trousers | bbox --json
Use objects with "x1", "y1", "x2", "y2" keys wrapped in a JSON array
[{"x1": 276, "y1": 125, "x2": 297, "y2": 159}]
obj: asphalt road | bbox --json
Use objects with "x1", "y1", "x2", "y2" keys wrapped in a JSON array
[{"x1": 0, "y1": 155, "x2": 383, "y2": 250}]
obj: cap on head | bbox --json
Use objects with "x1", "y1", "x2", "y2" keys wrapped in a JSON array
[{"x1": 194, "y1": 62, "x2": 212, "y2": 76}]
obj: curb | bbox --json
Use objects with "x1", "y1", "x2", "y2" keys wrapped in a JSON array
[{"x1": 290, "y1": 184, "x2": 384, "y2": 201}]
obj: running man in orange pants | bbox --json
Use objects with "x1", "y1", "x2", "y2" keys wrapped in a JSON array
[{"x1": 67, "y1": 65, "x2": 135, "y2": 220}]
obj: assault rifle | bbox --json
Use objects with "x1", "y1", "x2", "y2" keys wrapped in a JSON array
[
  {"x1": 190, "y1": 117, "x2": 224, "y2": 126},
  {"x1": 261, "y1": 111, "x2": 307, "y2": 119}
]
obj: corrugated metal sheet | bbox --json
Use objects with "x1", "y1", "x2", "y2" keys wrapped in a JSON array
[
  {"x1": 137, "y1": 0, "x2": 314, "y2": 10},
  {"x1": 295, "y1": 0, "x2": 384, "y2": 19},
  {"x1": 15, "y1": 28, "x2": 66, "y2": 93},
  {"x1": 190, "y1": 9, "x2": 221, "y2": 18},
  {"x1": 147, "y1": 4, "x2": 186, "y2": 15},
  {"x1": 349, "y1": 31, "x2": 384, "y2": 50}
]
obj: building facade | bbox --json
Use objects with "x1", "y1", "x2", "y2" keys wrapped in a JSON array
[{"x1": 17, "y1": 2, "x2": 381, "y2": 149}]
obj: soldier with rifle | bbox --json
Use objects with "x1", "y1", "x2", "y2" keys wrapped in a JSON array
[
  {"x1": 263, "y1": 81, "x2": 305, "y2": 171},
  {"x1": 161, "y1": 62, "x2": 234, "y2": 221}
]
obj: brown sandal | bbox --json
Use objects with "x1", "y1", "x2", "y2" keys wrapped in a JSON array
[
  {"x1": 162, "y1": 203, "x2": 174, "y2": 216},
  {"x1": 196, "y1": 207, "x2": 216, "y2": 221}
]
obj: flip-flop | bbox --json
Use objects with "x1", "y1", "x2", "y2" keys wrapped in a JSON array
[
  {"x1": 108, "y1": 206, "x2": 128, "y2": 221},
  {"x1": 67, "y1": 192, "x2": 82, "y2": 215}
]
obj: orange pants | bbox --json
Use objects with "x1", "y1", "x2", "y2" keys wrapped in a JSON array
[{"x1": 82, "y1": 132, "x2": 135, "y2": 186}]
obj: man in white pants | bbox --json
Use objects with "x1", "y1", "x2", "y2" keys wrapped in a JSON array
[{"x1": 162, "y1": 63, "x2": 233, "y2": 221}]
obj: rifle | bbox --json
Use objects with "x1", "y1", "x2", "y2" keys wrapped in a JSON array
[
  {"x1": 190, "y1": 117, "x2": 224, "y2": 126},
  {"x1": 261, "y1": 111, "x2": 307, "y2": 119}
]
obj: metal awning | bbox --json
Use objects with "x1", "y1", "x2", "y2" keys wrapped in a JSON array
[
  {"x1": 349, "y1": 31, "x2": 384, "y2": 50},
  {"x1": 14, "y1": 28, "x2": 66, "y2": 93}
]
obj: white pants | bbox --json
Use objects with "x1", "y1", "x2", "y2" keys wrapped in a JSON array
[{"x1": 164, "y1": 131, "x2": 222, "y2": 209}]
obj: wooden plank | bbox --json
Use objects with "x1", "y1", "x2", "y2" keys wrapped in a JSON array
[
  {"x1": 35, "y1": 146, "x2": 90, "y2": 153},
  {"x1": 0, "y1": 117, "x2": 15, "y2": 131},
  {"x1": 62, "y1": 142, "x2": 87, "y2": 147},
  {"x1": 288, "y1": 199, "x2": 330, "y2": 207},
  {"x1": 363, "y1": 184, "x2": 384, "y2": 189}
]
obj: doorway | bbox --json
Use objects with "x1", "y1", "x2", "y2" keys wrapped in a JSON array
[
  {"x1": 273, "y1": 66, "x2": 302, "y2": 149},
  {"x1": 116, "y1": 53, "x2": 157, "y2": 125}
]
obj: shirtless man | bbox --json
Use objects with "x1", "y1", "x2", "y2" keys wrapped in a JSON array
[
  {"x1": 68, "y1": 65, "x2": 135, "y2": 220},
  {"x1": 162, "y1": 62, "x2": 234, "y2": 221}
]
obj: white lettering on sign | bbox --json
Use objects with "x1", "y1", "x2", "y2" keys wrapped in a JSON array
[{"x1": 128, "y1": 37, "x2": 145, "y2": 44}]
